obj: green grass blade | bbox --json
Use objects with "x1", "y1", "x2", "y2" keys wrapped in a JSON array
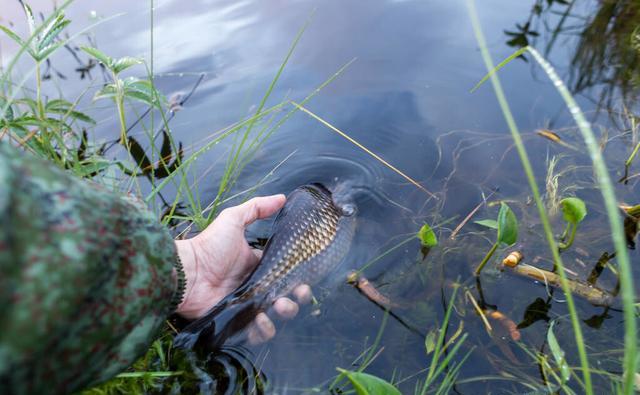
[
  {"x1": 466, "y1": 1, "x2": 593, "y2": 393},
  {"x1": 144, "y1": 103, "x2": 286, "y2": 203},
  {"x1": 211, "y1": 11, "x2": 313, "y2": 217},
  {"x1": 527, "y1": 45, "x2": 637, "y2": 395},
  {"x1": 470, "y1": 46, "x2": 527, "y2": 93}
]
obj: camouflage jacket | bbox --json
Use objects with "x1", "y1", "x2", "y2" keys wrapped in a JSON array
[{"x1": 0, "y1": 142, "x2": 183, "y2": 394}]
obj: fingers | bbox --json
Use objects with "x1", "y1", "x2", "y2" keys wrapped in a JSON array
[
  {"x1": 224, "y1": 195, "x2": 286, "y2": 227},
  {"x1": 248, "y1": 312, "x2": 276, "y2": 345},
  {"x1": 292, "y1": 284, "x2": 312, "y2": 305},
  {"x1": 273, "y1": 297, "x2": 299, "y2": 319},
  {"x1": 246, "y1": 285, "x2": 312, "y2": 345}
]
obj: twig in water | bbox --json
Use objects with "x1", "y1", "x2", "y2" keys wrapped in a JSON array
[
  {"x1": 505, "y1": 262, "x2": 617, "y2": 307},
  {"x1": 450, "y1": 189, "x2": 497, "y2": 240},
  {"x1": 465, "y1": 290, "x2": 492, "y2": 334}
]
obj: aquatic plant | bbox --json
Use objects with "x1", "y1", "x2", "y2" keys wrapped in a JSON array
[
  {"x1": 558, "y1": 197, "x2": 587, "y2": 250},
  {"x1": 468, "y1": 1, "x2": 638, "y2": 393},
  {"x1": 418, "y1": 222, "x2": 438, "y2": 248},
  {"x1": 473, "y1": 202, "x2": 518, "y2": 275}
]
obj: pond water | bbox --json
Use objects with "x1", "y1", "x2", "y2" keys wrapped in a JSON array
[{"x1": 2, "y1": 0, "x2": 639, "y2": 393}]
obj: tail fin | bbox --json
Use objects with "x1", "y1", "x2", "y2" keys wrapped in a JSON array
[{"x1": 173, "y1": 298, "x2": 263, "y2": 350}]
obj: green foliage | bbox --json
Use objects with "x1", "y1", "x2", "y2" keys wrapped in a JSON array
[
  {"x1": 418, "y1": 223, "x2": 438, "y2": 247},
  {"x1": 93, "y1": 77, "x2": 163, "y2": 108},
  {"x1": 558, "y1": 196, "x2": 587, "y2": 250},
  {"x1": 0, "y1": 3, "x2": 70, "y2": 63},
  {"x1": 80, "y1": 47, "x2": 143, "y2": 74},
  {"x1": 497, "y1": 202, "x2": 518, "y2": 245},
  {"x1": 80, "y1": 46, "x2": 164, "y2": 145},
  {"x1": 560, "y1": 197, "x2": 587, "y2": 225},
  {"x1": 475, "y1": 219, "x2": 498, "y2": 230},
  {"x1": 475, "y1": 202, "x2": 518, "y2": 275},
  {"x1": 425, "y1": 328, "x2": 437, "y2": 355},
  {"x1": 336, "y1": 368, "x2": 402, "y2": 395},
  {"x1": 547, "y1": 322, "x2": 571, "y2": 386}
]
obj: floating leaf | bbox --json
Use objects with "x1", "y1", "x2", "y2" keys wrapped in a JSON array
[
  {"x1": 418, "y1": 223, "x2": 437, "y2": 247},
  {"x1": 560, "y1": 197, "x2": 587, "y2": 225},
  {"x1": 497, "y1": 202, "x2": 518, "y2": 246},
  {"x1": 547, "y1": 322, "x2": 571, "y2": 384},
  {"x1": 475, "y1": 219, "x2": 498, "y2": 230},
  {"x1": 336, "y1": 369, "x2": 401, "y2": 395}
]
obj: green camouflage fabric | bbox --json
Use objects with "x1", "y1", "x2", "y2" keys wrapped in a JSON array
[{"x1": 0, "y1": 142, "x2": 181, "y2": 394}]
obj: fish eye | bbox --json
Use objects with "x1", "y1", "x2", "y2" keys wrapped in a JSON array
[{"x1": 340, "y1": 203, "x2": 356, "y2": 217}]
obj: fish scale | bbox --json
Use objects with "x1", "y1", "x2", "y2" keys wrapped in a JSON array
[{"x1": 173, "y1": 183, "x2": 356, "y2": 350}]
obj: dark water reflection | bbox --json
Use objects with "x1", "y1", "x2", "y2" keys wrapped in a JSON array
[{"x1": 3, "y1": 0, "x2": 639, "y2": 393}]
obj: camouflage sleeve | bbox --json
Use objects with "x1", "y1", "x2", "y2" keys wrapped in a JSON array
[{"x1": 0, "y1": 142, "x2": 184, "y2": 394}]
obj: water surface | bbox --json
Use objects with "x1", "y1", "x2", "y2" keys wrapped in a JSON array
[{"x1": 2, "y1": 0, "x2": 638, "y2": 393}]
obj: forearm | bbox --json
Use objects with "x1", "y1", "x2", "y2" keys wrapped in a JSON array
[{"x1": 0, "y1": 142, "x2": 181, "y2": 394}]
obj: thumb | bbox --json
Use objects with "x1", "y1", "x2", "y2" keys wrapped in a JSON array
[{"x1": 225, "y1": 194, "x2": 286, "y2": 227}]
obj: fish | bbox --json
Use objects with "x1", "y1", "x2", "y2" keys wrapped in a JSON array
[{"x1": 173, "y1": 183, "x2": 357, "y2": 350}]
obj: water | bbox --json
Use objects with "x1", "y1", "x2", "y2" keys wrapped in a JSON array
[{"x1": 2, "y1": 0, "x2": 639, "y2": 393}]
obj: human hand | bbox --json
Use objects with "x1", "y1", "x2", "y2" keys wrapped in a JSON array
[{"x1": 174, "y1": 195, "x2": 312, "y2": 344}]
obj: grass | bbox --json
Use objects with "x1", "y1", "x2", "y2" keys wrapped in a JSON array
[
  {"x1": 2, "y1": 0, "x2": 638, "y2": 394},
  {"x1": 0, "y1": 1, "x2": 353, "y2": 393},
  {"x1": 467, "y1": 0, "x2": 638, "y2": 393}
]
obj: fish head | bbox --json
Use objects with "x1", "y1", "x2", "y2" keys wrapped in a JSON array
[{"x1": 306, "y1": 182, "x2": 357, "y2": 218}]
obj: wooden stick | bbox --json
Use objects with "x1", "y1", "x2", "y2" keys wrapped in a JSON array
[{"x1": 506, "y1": 263, "x2": 616, "y2": 307}]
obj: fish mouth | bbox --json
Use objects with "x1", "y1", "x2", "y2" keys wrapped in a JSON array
[{"x1": 308, "y1": 182, "x2": 357, "y2": 217}]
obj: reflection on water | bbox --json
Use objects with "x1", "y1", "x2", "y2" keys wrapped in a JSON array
[
  {"x1": 505, "y1": 0, "x2": 640, "y2": 110},
  {"x1": 2, "y1": 0, "x2": 639, "y2": 393}
]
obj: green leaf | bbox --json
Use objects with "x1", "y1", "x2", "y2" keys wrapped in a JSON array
[
  {"x1": 0, "y1": 97, "x2": 14, "y2": 121},
  {"x1": 560, "y1": 197, "x2": 587, "y2": 225},
  {"x1": 470, "y1": 46, "x2": 528, "y2": 92},
  {"x1": 123, "y1": 78, "x2": 165, "y2": 108},
  {"x1": 0, "y1": 25, "x2": 25, "y2": 48},
  {"x1": 425, "y1": 329, "x2": 437, "y2": 355},
  {"x1": 418, "y1": 223, "x2": 438, "y2": 247},
  {"x1": 336, "y1": 369, "x2": 402, "y2": 395},
  {"x1": 475, "y1": 219, "x2": 499, "y2": 230},
  {"x1": 38, "y1": 14, "x2": 69, "y2": 51},
  {"x1": 74, "y1": 160, "x2": 111, "y2": 178},
  {"x1": 547, "y1": 322, "x2": 571, "y2": 384},
  {"x1": 497, "y1": 202, "x2": 518, "y2": 245},
  {"x1": 93, "y1": 84, "x2": 118, "y2": 101},
  {"x1": 34, "y1": 41, "x2": 67, "y2": 62},
  {"x1": 48, "y1": 108, "x2": 96, "y2": 125},
  {"x1": 23, "y1": 3, "x2": 36, "y2": 37},
  {"x1": 112, "y1": 56, "x2": 143, "y2": 74},
  {"x1": 80, "y1": 46, "x2": 112, "y2": 68},
  {"x1": 45, "y1": 99, "x2": 96, "y2": 124}
]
